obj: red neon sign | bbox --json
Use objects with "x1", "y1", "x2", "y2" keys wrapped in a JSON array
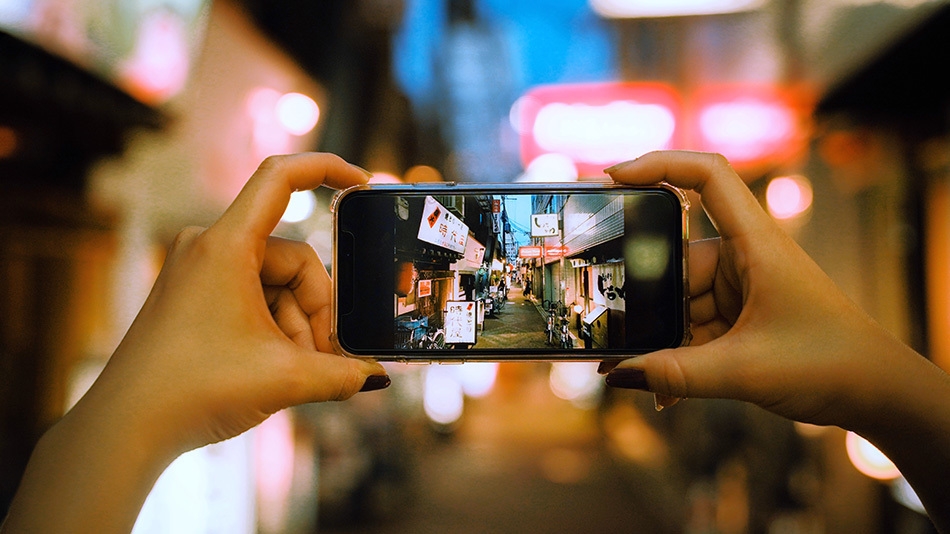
[
  {"x1": 515, "y1": 82, "x2": 813, "y2": 178},
  {"x1": 514, "y1": 82, "x2": 681, "y2": 178},
  {"x1": 688, "y1": 84, "x2": 813, "y2": 171}
]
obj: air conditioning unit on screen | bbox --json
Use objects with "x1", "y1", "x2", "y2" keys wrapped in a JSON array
[{"x1": 436, "y1": 195, "x2": 465, "y2": 219}]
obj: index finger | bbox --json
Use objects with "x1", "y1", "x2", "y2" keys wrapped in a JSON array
[
  {"x1": 216, "y1": 153, "x2": 371, "y2": 242},
  {"x1": 605, "y1": 151, "x2": 769, "y2": 239}
]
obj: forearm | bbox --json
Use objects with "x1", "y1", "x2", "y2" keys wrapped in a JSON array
[
  {"x1": 1, "y1": 390, "x2": 176, "y2": 533},
  {"x1": 848, "y1": 340, "x2": 950, "y2": 532}
]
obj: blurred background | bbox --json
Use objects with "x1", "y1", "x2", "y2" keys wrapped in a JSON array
[{"x1": 1, "y1": 0, "x2": 949, "y2": 532}]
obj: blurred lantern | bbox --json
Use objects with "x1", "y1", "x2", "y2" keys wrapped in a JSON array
[
  {"x1": 514, "y1": 83, "x2": 681, "y2": 178},
  {"x1": 395, "y1": 261, "x2": 415, "y2": 297},
  {"x1": 689, "y1": 84, "x2": 813, "y2": 173}
]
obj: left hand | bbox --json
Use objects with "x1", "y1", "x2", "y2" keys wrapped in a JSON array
[{"x1": 84, "y1": 153, "x2": 389, "y2": 455}]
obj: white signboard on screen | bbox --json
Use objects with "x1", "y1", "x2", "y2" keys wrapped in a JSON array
[
  {"x1": 418, "y1": 196, "x2": 468, "y2": 253},
  {"x1": 445, "y1": 301, "x2": 477, "y2": 344},
  {"x1": 531, "y1": 213, "x2": 559, "y2": 237}
]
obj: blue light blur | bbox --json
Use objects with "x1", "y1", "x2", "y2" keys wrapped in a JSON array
[{"x1": 393, "y1": 0, "x2": 619, "y2": 112}]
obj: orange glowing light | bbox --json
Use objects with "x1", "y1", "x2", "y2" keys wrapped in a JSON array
[
  {"x1": 549, "y1": 362, "x2": 602, "y2": 406},
  {"x1": 845, "y1": 431, "x2": 901, "y2": 481},
  {"x1": 404, "y1": 165, "x2": 443, "y2": 183},
  {"x1": 0, "y1": 126, "x2": 18, "y2": 159}
]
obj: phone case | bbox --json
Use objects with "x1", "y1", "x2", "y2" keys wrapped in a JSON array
[{"x1": 330, "y1": 181, "x2": 690, "y2": 362}]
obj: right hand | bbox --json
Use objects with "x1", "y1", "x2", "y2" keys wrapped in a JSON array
[{"x1": 602, "y1": 151, "x2": 921, "y2": 430}]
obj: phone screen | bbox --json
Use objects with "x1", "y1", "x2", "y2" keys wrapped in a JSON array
[{"x1": 332, "y1": 183, "x2": 689, "y2": 361}]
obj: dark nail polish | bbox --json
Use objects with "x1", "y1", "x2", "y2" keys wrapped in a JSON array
[
  {"x1": 597, "y1": 359, "x2": 621, "y2": 375},
  {"x1": 360, "y1": 375, "x2": 391, "y2": 392},
  {"x1": 605, "y1": 368, "x2": 649, "y2": 390}
]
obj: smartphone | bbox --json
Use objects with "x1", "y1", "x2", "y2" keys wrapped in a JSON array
[{"x1": 331, "y1": 182, "x2": 689, "y2": 362}]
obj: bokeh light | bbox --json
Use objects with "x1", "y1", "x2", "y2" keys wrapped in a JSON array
[
  {"x1": 518, "y1": 153, "x2": 579, "y2": 182},
  {"x1": 845, "y1": 431, "x2": 901, "y2": 481},
  {"x1": 280, "y1": 190, "x2": 316, "y2": 223},
  {"x1": 457, "y1": 362, "x2": 499, "y2": 398},
  {"x1": 766, "y1": 175, "x2": 813, "y2": 220},
  {"x1": 276, "y1": 92, "x2": 320, "y2": 135},
  {"x1": 424, "y1": 365, "x2": 465, "y2": 426},
  {"x1": 549, "y1": 362, "x2": 602, "y2": 407}
]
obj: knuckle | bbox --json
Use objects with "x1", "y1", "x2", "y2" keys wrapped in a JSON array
[
  {"x1": 707, "y1": 152, "x2": 734, "y2": 172},
  {"x1": 168, "y1": 226, "x2": 206, "y2": 257},
  {"x1": 323, "y1": 364, "x2": 363, "y2": 402},
  {"x1": 256, "y1": 154, "x2": 289, "y2": 174},
  {"x1": 654, "y1": 354, "x2": 690, "y2": 399},
  {"x1": 170, "y1": 226, "x2": 203, "y2": 248}
]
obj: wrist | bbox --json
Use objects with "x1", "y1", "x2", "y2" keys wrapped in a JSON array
[{"x1": 9, "y1": 372, "x2": 181, "y2": 533}]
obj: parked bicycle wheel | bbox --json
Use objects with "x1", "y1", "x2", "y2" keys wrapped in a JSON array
[{"x1": 428, "y1": 329, "x2": 446, "y2": 349}]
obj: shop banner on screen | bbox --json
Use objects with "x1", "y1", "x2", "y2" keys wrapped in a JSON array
[{"x1": 418, "y1": 196, "x2": 468, "y2": 253}]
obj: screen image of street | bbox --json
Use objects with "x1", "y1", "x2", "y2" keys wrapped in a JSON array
[{"x1": 392, "y1": 192, "x2": 639, "y2": 352}]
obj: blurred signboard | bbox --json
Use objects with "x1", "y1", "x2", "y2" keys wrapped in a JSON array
[
  {"x1": 514, "y1": 82, "x2": 681, "y2": 177},
  {"x1": 689, "y1": 84, "x2": 813, "y2": 172},
  {"x1": 515, "y1": 81, "x2": 812, "y2": 178},
  {"x1": 0, "y1": 0, "x2": 210, "y2": 105}
]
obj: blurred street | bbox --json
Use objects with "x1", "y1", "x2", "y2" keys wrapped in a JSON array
[{"x1": 322, "y1": 363, "x2": 678, "y2": 534}]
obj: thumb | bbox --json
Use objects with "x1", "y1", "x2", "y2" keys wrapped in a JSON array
[
  {"x1": 281, "y1": 350, "x2": 391, "y2": 406},
  {"x1": 605, "y1": 341, "x2": 741, "y2": 402}
]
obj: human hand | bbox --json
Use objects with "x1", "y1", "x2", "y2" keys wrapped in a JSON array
[
  {"x1": 83, "y1": 153, "x2": 389, "y2": 455},
  {"x1": 601, "y1": 150, "x2": 919, "y2": 430}
]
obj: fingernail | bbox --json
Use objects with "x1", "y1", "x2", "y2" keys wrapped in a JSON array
[
  {"x1": 605, "y1": 368, "x2": 649, "y2": 390},
  {"x1": 597, "y1": 360, "x2": 621, "y2": 375},
  {"x1": 603, "y1": 159, "x2": 636, "y2": 174},
  {"x1": 350, "y1": 164, "x2": 374, "y2": 179},
  {"x1": 359, "y1": 374, "x2": 391, "y2": 392}
]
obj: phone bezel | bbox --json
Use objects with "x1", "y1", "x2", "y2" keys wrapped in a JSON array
[{"x1": 330, "y1": 181, "x2": 690, "y2": 362}]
